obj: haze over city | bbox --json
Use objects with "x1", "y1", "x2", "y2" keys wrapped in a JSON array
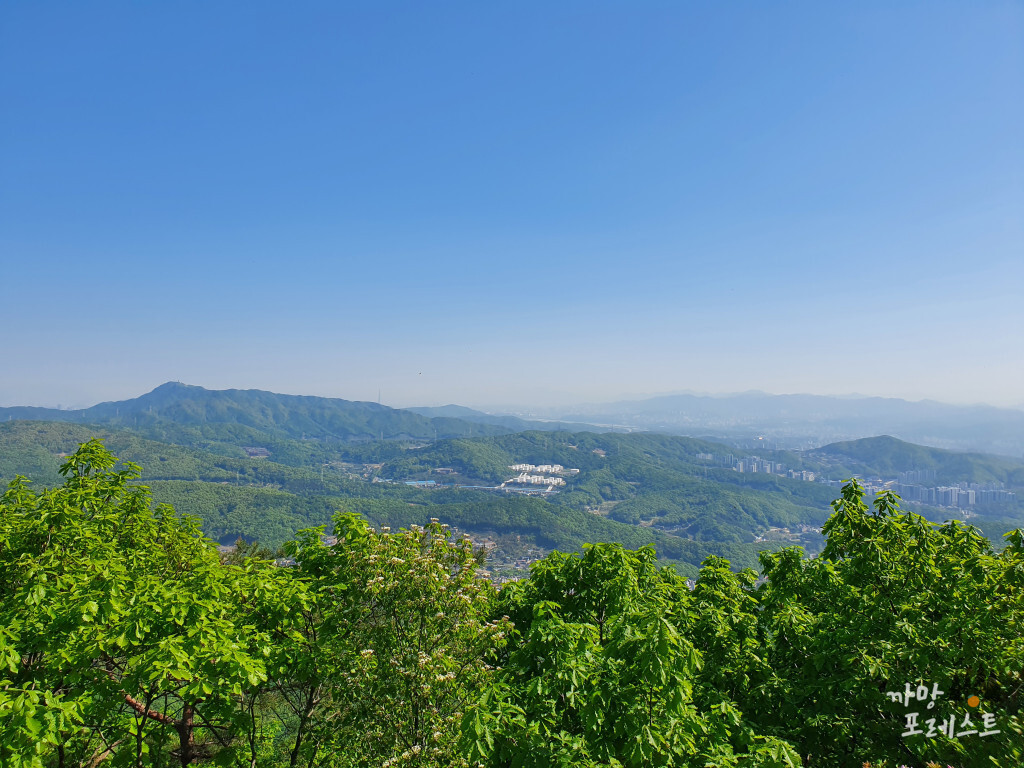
[{"x1": 2, "y1": 1, "x2": 1022, "y2": 410}]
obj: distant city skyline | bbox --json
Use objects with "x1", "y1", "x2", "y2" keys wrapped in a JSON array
[{"x1": 2, "y1": 2, "x2": 1021, "y2": 410}]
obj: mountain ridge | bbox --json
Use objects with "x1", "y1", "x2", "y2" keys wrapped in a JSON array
[{"x1": 0, "y1": 382, "x2": 510, "y2": 443}]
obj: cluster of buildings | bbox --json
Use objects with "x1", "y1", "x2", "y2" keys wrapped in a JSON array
[
  {"x1": 503, "y1": 463, "x2": 580, "y2": 491},
  {"x1": 894, "y1": 481, "x2": 1015, "y2": 508},
  {"x1": 898, "y1": 470, "x2": 936, "y2": 484},
  {"x1": 507, "y1": 473, "x2": 566, "y2": 487},
  {"x1": 702, "y1": 452, "x2": 1018, "y2": 509},
  {"x1": 734, "y1": 456, "x2": 816, "y2": 482},
  {"x1": 892, "y1": 470, "x2": 1018, "y2": 508},
  {"x1": 821, "y1": 475, "x2": 1016, "y2": 510},
  {"x1": 374, "y1": 461, "x2": 583, "y2": 495},
  {"x1": 508, "y1": 463, "x2": 580, "y2": 475}
]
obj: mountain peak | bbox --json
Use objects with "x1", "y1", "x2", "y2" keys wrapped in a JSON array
[{"x1": 150, "y1": 381, "x2": 200, "y2": 393}]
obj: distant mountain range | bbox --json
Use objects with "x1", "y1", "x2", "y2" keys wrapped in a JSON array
[
  {"x1": 4, "y1": 384, "x2": 1024, "y2": 459},
  {"x1": 547, "y1": 392, "x2": 1024, "y2": 457},
  {"x1": 0, "y1": 382, "x2": 515, "y2": 443},
  {"x1": 0, "y1": 383, "x2": 610, "y2": 446},
  {"x1": 1, "y1": 383, "x2": 1021, "y2": 573}
]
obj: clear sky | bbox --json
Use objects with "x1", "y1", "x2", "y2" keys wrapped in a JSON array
[{"x1": 2, "y1": 1, "x2": 1022, "y2": 410}]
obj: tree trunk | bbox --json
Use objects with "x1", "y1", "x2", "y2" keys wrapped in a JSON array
[
  {"x1": 289, "y1": 693, "x2": 318, "y2": 768},
  {"x1": 177, "y1": 703, "x2": 195, "y2": 767}
]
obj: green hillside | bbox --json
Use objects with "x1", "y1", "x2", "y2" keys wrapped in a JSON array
[
  {"x1": 0, "y1": 382, "x2": 509, "y2": 443},
  {"x1": 0, "y1": 422, "x2": 808, "y2": 574},
  {"x1": 4, "y1": 421, "x2": 1021, "y2": 576},
  {"x1": 812, "y1": 434, "x2": 1024, "y2": 486},
  {"x1": 0, "y1": 422, "x2": 761, "y2": 574}
]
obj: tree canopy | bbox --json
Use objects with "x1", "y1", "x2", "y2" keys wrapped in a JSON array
[{"x1": 1, "y1": 441, "x2": 1021, "y2": 767}]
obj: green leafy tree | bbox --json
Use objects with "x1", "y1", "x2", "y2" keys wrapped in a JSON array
[
  {"x1": 274, "y1": 513, "x2": 508, "y2": 768},
  {"x1": 749, "y1": 480, "x2": 1024, "y2": 766},
  {"x1": 0, "y1": 440, "x2": 282, "y2": 767},
  {"x1": 5, "y1": 440, "x2": 1021, "y2": 768},
  {"x1": 465, "y1": 543, "x2": 801, "y2": 767}
]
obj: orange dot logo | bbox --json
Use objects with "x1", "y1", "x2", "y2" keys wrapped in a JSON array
[{"x1": 967, "y1": 695, "x2": 980, "y2": 707}]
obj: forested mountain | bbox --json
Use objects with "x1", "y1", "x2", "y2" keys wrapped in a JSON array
[
  {"x1": 0, "y1": 382, "x2": 510, "y2": 442},
  {"x1": 20, "y1": 384, "x2": 1024, "y2": 461},
  {"x1": 0, "y1": 422, "x2": 790, "y2": 574},
  {"x1": 4, "y1": 416, "x2": 1022, "y2": 579},
  {"x1": 378, "y1": 430, "x2": 840, "y2": 548},
  {"x1": 810, "y1": 434, "x2": 1024, "y2": 485}
]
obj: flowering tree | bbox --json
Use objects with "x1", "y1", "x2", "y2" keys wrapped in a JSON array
[
  {"x1": 282, "y1": 513, "x2": 508, "y2": 767},
  {"x1": 0, "y1": 441, "x2": 508, "y2": 768}
]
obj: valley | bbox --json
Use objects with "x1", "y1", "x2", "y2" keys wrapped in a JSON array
[{"x1": 2, "y1": 383, "x2": 1021, "y2": 580}]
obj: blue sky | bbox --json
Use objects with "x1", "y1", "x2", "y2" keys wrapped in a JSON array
[{"x1": 2, "y1": 1, "x2": 1022, "y2": 409}]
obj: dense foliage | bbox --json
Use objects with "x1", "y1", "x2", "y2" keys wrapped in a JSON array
[
  {"x1": 0, "y1": 442, "x2": 500, "y2": 768},
  {"x1": 2, "y1": 442, "x2": 1022, "y2": 767}
]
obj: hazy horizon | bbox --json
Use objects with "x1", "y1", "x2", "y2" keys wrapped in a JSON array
[
  {"x1": 4, "y1": 379, "x2": 1023, "y2": 415},
  {"x1": 3, "y1": 2, "x2": 1021, "y2": 410}
]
